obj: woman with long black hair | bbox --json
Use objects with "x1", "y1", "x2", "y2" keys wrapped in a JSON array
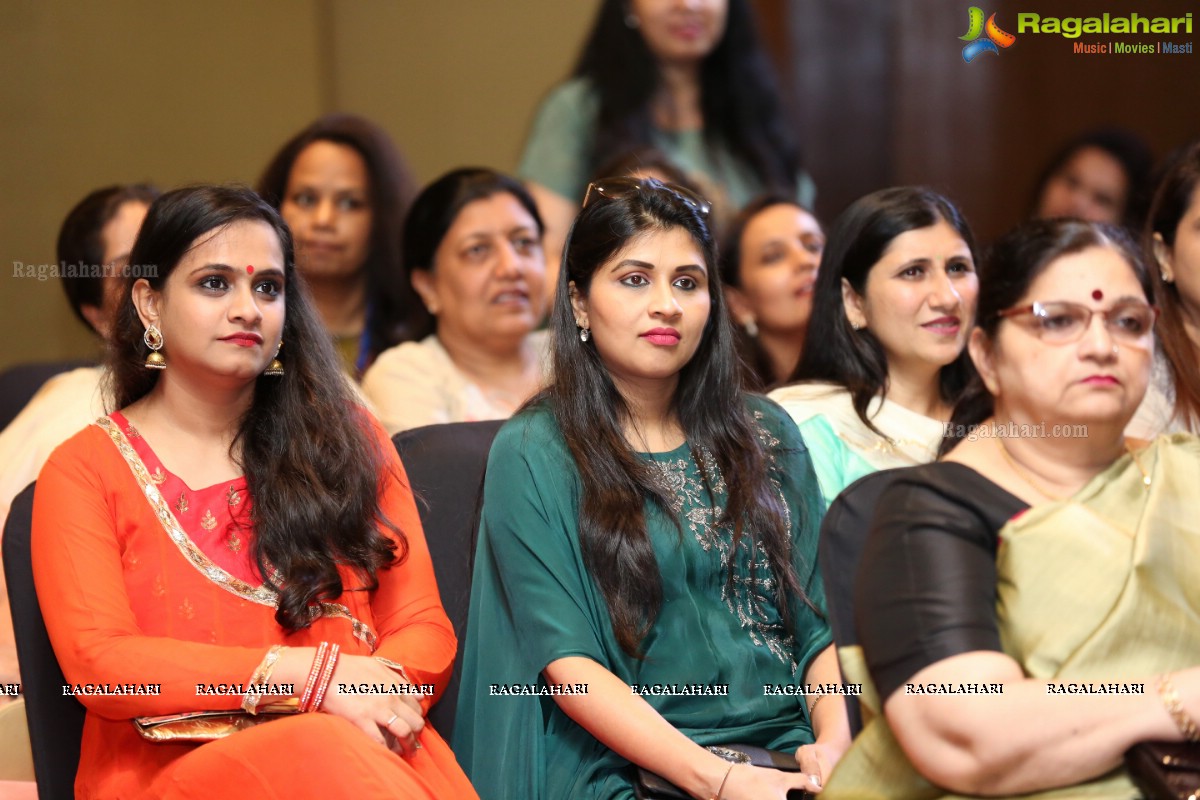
[
  {"x1": 31, "y1": 185, "x2": 476, "y2": 798},
  {"x1": 456, "y1": 178, "x2": 848, "y2": 799},
  {"x1": 769, "y1": 187, "x2": 979, "y2": 505}
]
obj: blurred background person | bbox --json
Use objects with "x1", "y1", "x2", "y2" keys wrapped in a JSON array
[
  {"x1": 1030, "y1": 126, "x2": 1153, "y2": 231},
  {"x1": 721, "y1": 194, "x2": 824, "y2": 391},
  {"x1": 770, "y1": 187, "x2": 978, "y2": 504},
  {"x1": 0, "y1": 182, "x2": 156, "y2": 693},
  {"x1": 590, "y1": 144, "x2": 700, "y2": 193},
  {"x1": 258, "y1": 113, "x2": 417, "y2": 375},
  {"x1": 362, "y1": 168, "x2": 549, "y2": 434},
  {"x1": 519, "y1": 0, "x2": 809, "y2": 295},
  {"x1": 1129, "y1": 139, "x2": 1200, "y2": 437}
]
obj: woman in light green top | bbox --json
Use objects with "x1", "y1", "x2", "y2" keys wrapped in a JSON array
[
  {"x1": 455, "y1": 178, "x2": 849, "y2": 799},
  {"x1": 519, "y1": 0, "x2": 812, "y2": 301},
  {"x1": 769, "y1": 187, "x2": 979, "y2": 506}
]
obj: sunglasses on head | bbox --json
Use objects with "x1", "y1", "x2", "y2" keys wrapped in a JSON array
[{"x1": 582, "y1": 176, "x2": 712, "y2": 218}]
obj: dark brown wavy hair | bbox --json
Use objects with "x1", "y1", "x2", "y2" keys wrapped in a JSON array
[
  {"x1": 109, "y1": 184, "x2": 403, "y2": 632},
  {"x1": 539, "y1": 178, "x2": 807, "y2": 657}
]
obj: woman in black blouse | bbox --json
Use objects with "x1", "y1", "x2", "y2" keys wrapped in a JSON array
[{"x1": 822, "y1": 218, "x2": 1200, "y2": 798}]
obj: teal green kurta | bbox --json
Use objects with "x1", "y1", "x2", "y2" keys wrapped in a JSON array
[{"x1": 453, "y1": 397, "x2": 831, "y2": 799}]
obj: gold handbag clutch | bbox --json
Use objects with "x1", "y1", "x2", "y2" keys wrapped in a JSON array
[{"x1": 133, "y1": 699, "x2": 301, "y2": 743}]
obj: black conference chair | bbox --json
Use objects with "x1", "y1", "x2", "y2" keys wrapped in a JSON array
[
  {"x1": 392, "y1": 420, "x2": 504, "y2": 745},
  {"x1": 0, "y1": 360, "x2": 94, "y2": 430},
  {"x1": 2, "y1": 482, "x2": 86, "y2": 800},
  {"x1": 818, "y1": 468, "x2": 903, "y2": 735}
]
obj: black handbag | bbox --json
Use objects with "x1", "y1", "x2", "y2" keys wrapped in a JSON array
[
  {"x1": 1125, "y1": 741, "x2": 1200, "y2": 800},
  {"x1": 633, "y1": 744, "x2": 811, "y2": 800}
]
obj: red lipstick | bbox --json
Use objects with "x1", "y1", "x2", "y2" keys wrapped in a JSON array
[
  {"x1": 221, "y1": 332, "x2": 263, "y2": 348},
  {"x1": 641, "y1": 327, "x2": 681, "y2": 346}
]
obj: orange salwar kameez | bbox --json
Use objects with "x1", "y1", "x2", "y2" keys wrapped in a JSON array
[{"x1": 32, "y1": 413, "x2": 479, "y2": 799}]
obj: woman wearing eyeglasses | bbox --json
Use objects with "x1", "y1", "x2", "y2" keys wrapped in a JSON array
[
  {"x1": 455, "y1": 178, "x2": 850, "y2": 800},
  {"x1": 821, "y1": 218, "x2": 1200, "y2": 799}
]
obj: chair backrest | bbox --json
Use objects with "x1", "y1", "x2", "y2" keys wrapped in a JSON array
[
  {"x1": 0, "y1": 361, "x2": 94, "y2": 430},
  {"x1": 2, "y1": 482, "x2": 86, "y2": 800},
  {"x1": 392, "y1": 420, "x2": 503, "y2": 744},
  {"x1": 818, "y1": 467, "x2": 903, "y2": 735}
]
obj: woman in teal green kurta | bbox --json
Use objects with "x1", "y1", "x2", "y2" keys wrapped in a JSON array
[{"x1": 454, "y1": 178, "x2": 849, "y2": 800}]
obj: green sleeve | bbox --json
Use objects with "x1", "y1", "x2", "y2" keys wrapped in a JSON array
[
  {"x1": 454, "y1": 412, "x2": 604, "y2": 798},
  {"x1": 478, "y1": 413, "x2": 608, "y2": 671},
  {"x1": 750, "y1": 397, "x2": 834, "y2": 680},
  {"x1": 516, "y1": 79, "x2": 597, "y2": 203}
]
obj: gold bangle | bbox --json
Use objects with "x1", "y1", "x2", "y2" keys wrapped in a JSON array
[
  {"x1": 808, "y1": 693, "x2": 825, "y2": 717},
  {"x1": 1157, "y1": 674, "x2": 1200, "y2": 742},
  {"x1": 710, "y1": 762, "x2": 735, "y2": 800},
  {"x1": 374, "y1": 656, "x2": 413, "y2": 685},
  {"x1": 241, "y1": 644, "x2": 285, "y2": 714}
]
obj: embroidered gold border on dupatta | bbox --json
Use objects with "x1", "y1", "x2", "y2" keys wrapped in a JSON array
[{"x1": 96, "y1": 416, "x2": 378, "y2": 650}]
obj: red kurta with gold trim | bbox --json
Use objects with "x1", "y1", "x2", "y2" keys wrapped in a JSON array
[{"x1": 32, "y1": 413, "x2": 477, "y2": 799}]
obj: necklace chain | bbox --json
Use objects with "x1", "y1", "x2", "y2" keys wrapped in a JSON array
[{"x1": 995, "y1": 437, "x2": 1151, "y2": 501}]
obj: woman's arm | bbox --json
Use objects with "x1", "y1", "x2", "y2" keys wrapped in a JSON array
[
  {"x1": 545, "y1": 657, "x2": 820, "y2": 800},
  {"x1": 795, "y1": 645, "x2": 852, "y2": 788},
  {"x1": 363, "y1": 421, "x2": 457, "y2": 713},
  {"x1": 887, "y1": 652, "x2": 1200, "y2": 795}
]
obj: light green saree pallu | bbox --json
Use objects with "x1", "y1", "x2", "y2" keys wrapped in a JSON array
[{"x1": 823, "y1": 434, "x2": 1200, "y2": 799}]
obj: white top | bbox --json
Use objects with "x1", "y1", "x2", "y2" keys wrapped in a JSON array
[
  {"x1": 770, "y1": 382, "x2": 946, "y2": 468},
  {"x1": 0, "y1": 366, "x2": 106, "y2": 525},
  {"x1": 361, "y1": 331, "x2": 551, "y2": 435}
]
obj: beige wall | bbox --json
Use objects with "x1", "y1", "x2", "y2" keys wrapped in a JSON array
[{"x1": 0, "y1": 0, "x2": 596, "y2": 370}]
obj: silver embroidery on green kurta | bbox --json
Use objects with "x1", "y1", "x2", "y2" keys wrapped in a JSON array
[{"x1": 647, "y1": 427, "x2": 797, "y2": 672}]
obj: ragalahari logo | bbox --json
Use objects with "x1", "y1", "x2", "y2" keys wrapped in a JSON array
[{"x1": 960, "y1": 7, "x2": 1017, "y2": 62}]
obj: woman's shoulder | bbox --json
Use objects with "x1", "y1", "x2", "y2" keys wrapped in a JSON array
[
  {"x1": 536, "y1": 77, "x2": 598, "y2": 116},
  {"x1": 361, "y1": 336, "x2": 452, "y2": 389},
  {"x1": 766, "y1": 382, "x2": 849, "y2": 424},
  {"x1": 40, "y1": 417, "x2": 123, "y2": 483},
  {"x1": 490, "y1": 403, "x2": 568, "y2": 463},
  {"x1": 742, "y1": 393, "x2": 803, "y2": 443},
  {"x1": 876, "y1": 461, "x2": 1027, "y2": 535},
  {"x1": 364, "y1": 335, "x2": 446, "y2": 372}
]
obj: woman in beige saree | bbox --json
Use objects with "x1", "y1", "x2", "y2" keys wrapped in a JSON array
[{"x1": 824, "y1": 218, "x2": 1200, "y2": 799}]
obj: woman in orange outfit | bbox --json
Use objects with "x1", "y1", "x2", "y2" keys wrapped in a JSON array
[{"x1": 31, "y1": 185, "x2": 478, "y2": 799}]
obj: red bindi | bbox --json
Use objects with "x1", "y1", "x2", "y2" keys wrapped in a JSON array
[
  {"x1": 246, "y1": 265, "x2": 254, "y2": 274},
  {"x1": 1091, "y1": 289, "x2": 1103, "y2": 301}
]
